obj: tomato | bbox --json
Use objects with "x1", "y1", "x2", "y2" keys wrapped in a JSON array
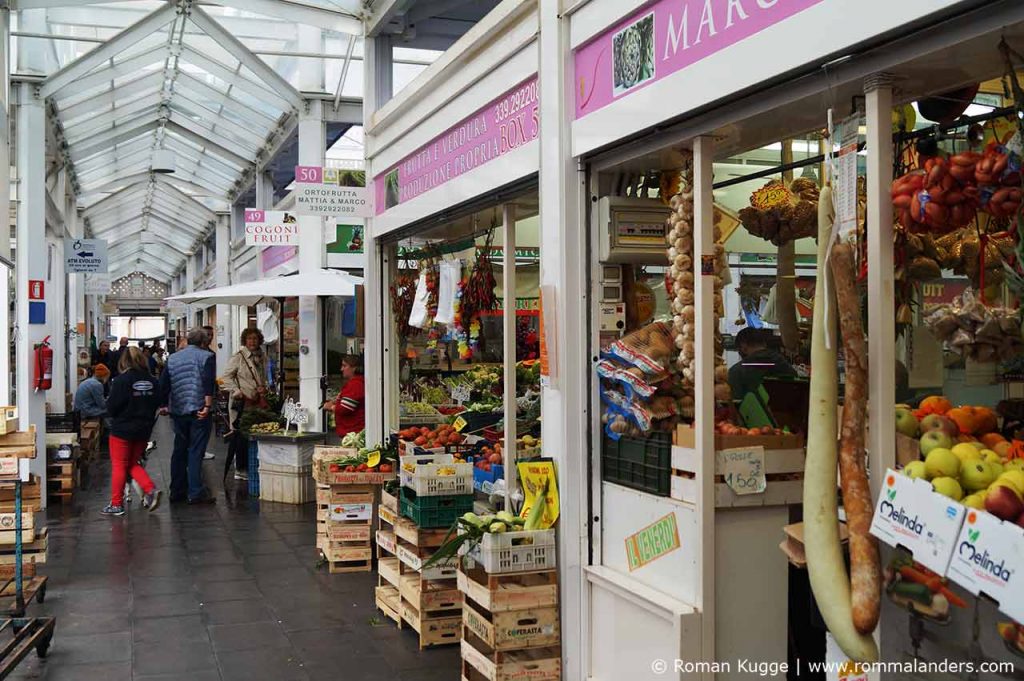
[
  {"x1": 379, "y1": 463, "x2": 393, "y2": 473},
  {"x1": 357, "y1": 463, "x2": 368, "y2": 472},
  {"x1": 344, "y1": 465, "x2": 356, "y2": 472}
]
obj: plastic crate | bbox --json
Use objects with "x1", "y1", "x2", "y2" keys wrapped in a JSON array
[
  {"x1": 463, "y1": 528, "x2": 557, "y2": 574},
  {"x1": 399, "y1": 452, "x2": 473, "y2": 496},
  {"x1": 45, "y1": 412, "x2": 79, "y2": 434},
  {"x1": 247, "y1": 440, "x2": 260, "y2": 496},
  {"x1": 459, "y1": 411, "x2": 503, "y2": 433},
  {"x1": 258, "y1": 462, "x2": 315, "y2": 504},
  {"x1": 473, "y1": 464, "x2": 505, "y2": 492},
  {"x1": 399, "y1": 487, "x2": 473, "y2": 528},
  {"x1": 601, "y1": 433, "x2": 671, "y2": 496}
]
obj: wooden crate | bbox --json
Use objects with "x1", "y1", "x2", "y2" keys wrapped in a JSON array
[
  {"x1": 460, "y1": 628, "x2": 561, "y2": 681},
  {"x1": 323, "y1": 519, "x2": 372, "y2": 543},
  {"x1": 0, "y1": 511, "x2": 35, "y2": 546},
  {"x1": 0, "y1": 528, "x2": 47, "y2": 565},
  {"x1": 375, "y1": 584, "x2": 402, "y2": 626},
  {"x1": 462, "y1": 600, "x2": 559, "y2": 651},
  {"x1": 400, "y1": 599, "x2": 462, "y2": 649},
  {"x1": 457, "y1": 564, "x2": 558, "y2": 613},
  {"x1": 0, "y1": 477, "x2": 42, "y2": 512},
  {"x1": 400, "y1": 573, "x2": 462, "y2": 613},
  {"x1": 0, "y1": 428, "x2": 36, "y2": 459},
  {"x1": 315, "y1": 484, "x2": 375, "y2": 505},
  {"x1": 378, "y1": 556, "x2": 402, "y2": 589},
  {"x1": 669, "y1": 445, "x2": 804, "y2": 508},
  {"x1": 381, "y1": 487, "x2": 398, "y2": 513}
]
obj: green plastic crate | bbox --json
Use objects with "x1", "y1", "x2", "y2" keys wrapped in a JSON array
[
  {"x1": 399, "y1": 487, "x2": 474, "y2": 528},
  {"x1": 601, "y1": 433, "x2": 671, "y2": 496}
]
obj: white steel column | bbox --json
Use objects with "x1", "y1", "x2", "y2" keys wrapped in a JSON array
[
  {"x1": 15, "y1": 82, "x2": 48, "y2": 484},
  {"x1": 50, "y1": 234, "x2": 66, "y2": 409},
  {"x1": 0, "y1": 8, "x2": 10, "y2": 407},
  {"x1": 693, "y1": 136, "x2": 717, "y2": 675},
  {"x1": 254, "y1": 170, "x2": 274, "y2": 279},
  {"x1": 66, "y1": 197, "x2": 81, "y2": 396},
  {"x1": 298, "y1": 99, "x2": 325, "y2": 430},
  {"x1": 865, "y1": 80, "x2": 896, "y2": 498},
  {"x1": 501, "y1": 204, "x2": 517, "y2": 512},
  {"x1": 538, "y1": 3, "x2": 586, "y2": 680},
  {"x1": 186, "y1": 250, "x2": 196, "y2": 330},
  {"x1": 215, "y1": 212, "x2": 232, "y2": 368}
]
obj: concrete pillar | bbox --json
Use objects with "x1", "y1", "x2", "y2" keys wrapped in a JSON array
[
  {"x1": 537, "y1": 4, "x2": 585, "y2": 678},
  {"x1": 215, "y1": 212, "x2": 232, "y2": 369},
  {"x1": 0, "y1": 8, "x2": 10, "y2": 407},
  {"x1": 298, "y1": 99, "x2": 325, "y2": 430},
  {"x1": 15, "y1": 82, "x2": 48, "y2": 485}
]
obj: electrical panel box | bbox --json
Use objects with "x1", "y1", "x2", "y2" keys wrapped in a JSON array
[{"x1": 598, "y1": 196, "x2": 670, "y2": 265}]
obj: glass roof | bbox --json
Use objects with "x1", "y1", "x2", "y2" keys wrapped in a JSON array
[{"x1": 13, "y1": 1, "x2": 372, "y2": 282}]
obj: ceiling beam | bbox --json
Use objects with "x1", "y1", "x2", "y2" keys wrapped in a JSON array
[
  {"x1": 166, "y1": 110, "x2": 259, "y2": 157},
  {"x1": 187, "y1": 6, "x2": 302, "y2": 109},
  {"x1": 177, "y1": 46, "x2": 292, "y2": 114},
  {"x1": 51, "y1": 44, "x2": 167, "y2": 102},
  {"x1": 44, "y1": 5, "x2": 298, "y2": 40},
  {"x1": 151, "y1": 180, "x2": 217, "y2": 220},
  {"x1": 196, "y1": 0, "x2": 362, "y2": 36},
  {"x1": 175, "y1": 72, "x2": 279, "y2": 128},
  {"x1": 64, "y1": 98, "x2": 163, "y2": 144},
  {"x1": 164, "y1": 120, "x2": 250, "y2": 169},
  {"x1": 58, "y1": 71, "x2": 165, "y2": 121},
  {"x1": 38, "y1": 2, "x2": 177, "y2": 98},
  {"x1": 83, "y1": 182, "x2": 150, "y2": 216},
  {"x1": 70, "y1": 118, "x2": 159, "y2": 163}
]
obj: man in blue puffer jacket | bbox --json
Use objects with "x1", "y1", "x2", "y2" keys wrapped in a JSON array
[{"x1": 159, "y1": 327, "x2": 217, "y2": 504}]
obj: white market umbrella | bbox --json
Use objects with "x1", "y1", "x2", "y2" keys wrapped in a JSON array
[{"x1": 166, "y1": 268, "x2": 362, "y2": 306}]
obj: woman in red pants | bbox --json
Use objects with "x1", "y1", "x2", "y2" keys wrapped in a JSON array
[{"x1": 101, "y1": 347, "x2": 161, "y2": 516}]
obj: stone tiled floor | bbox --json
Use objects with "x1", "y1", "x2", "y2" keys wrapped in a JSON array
[{"x1": 8, "y1": 420, "x2": 459, "y2": 681}]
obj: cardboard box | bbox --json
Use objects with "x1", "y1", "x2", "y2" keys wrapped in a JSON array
[
  {"x1": 869, "y1": 469, "x2": 966, "y2": 575},
  {"x1": 946, "y1": 509, "x2": 1024, "y2": 623}
]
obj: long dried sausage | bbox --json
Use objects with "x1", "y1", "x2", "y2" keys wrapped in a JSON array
[{"x1": 829, "y1": 241, "x2": 882, "y2": 635}]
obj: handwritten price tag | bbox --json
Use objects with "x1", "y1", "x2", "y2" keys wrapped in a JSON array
[
  {"x1": 750, "y1": 183, "x2": 794, "y2": 211},
  {"x1": 718, "y1": 446, "x2": 766, "y2": 496},
  {"x1": 450, "y1": 384, "x2": 471, "y2": 406},
  {"x1": 453, "y1": 416, "x2": 468, "y2": 433}
]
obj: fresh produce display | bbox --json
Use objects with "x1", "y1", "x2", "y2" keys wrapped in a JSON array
[
  {"x1": 390, "y1": 273, "x2": 420, "y2": 342},
  {"x1": 396, "y1": 424, "x2": 468, "y2": 455},
  {"x1": 461, "y1": 238, "x2": 498, "y2": 327},
  {"x1": 737, "y1": 177, "x2": 819, "y2": 245},
  {"x1": 891, "y1": 138, "x2": 1022, "y2": 235},
  {"x1": 714, "y1": 420, "x2": 790, "y2": 437},
  {"x1": 899, "y1": 226, "x2": 1014, "y2": 290},
  {"x1": 803, "y1": 186, "x2": 879, "y2": 662},
  {"x1": 885, "y1": 552, "x2": 965, "y2": 621},
  {"x1": 894, "y1": 397, "x2": 1024, "y2": 526},
  {"x1": 399, "y1": 401, "x2": 440, "y2": 416},
  {"x1": 340, "y1": 429, "x2": 365, "y2": 449},
  {"x1": 924, "y1": 287, "x2": 1024, "y2": 362},
  {"x1": 599, "y1": 322, "x2": 679, "y2": 438},
  {"x1": 474, "y1": 442, "x2": 504, "y2": 472},
  {"x1": 247, "y1": 422, "x2": 283, "y2": 435},
  {"x1": 324, "y1": 444, "x2": 397, "y2": 474},
  {"x1": 665, "y1": 149, "x2": 730, "y2": 418},
  {"x1": 830, "y1": 240, "x2": 882, "y2": 635}
]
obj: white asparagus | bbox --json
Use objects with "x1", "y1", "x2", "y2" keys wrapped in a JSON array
[{"x1": 803, "y1": 186, "x2": 879, "y2": 662}]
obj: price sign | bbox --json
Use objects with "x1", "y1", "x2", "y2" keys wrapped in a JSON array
[
  {"x1": 750, "y1": 183, "x2": 794, "y2": 211},
  {"x1": 718, "y1": 446, "x2": 766, "y2": 495},
  {"x1": 453, "y1": 416, "x2": 468, "y2": 433},
  {"x1": 450, "y1": 383, "x2": 471, "y2": 406}
]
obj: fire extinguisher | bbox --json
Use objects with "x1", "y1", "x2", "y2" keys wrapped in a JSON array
[{"x1": 34, "y1": 336, "x2": 53, "y2": 392}]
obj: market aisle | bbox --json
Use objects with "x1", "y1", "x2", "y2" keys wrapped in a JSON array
[{"x1": 11, "y1": 418, "x2": 458, "y2": 681}]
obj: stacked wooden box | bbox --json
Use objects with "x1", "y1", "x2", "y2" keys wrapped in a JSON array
[
  {"x1": 375, "y1": 486, "x2": 463, "y2": 649},
  {"x1": 312, "y1": 447, "x2": 396, "y2": 574},
  {"x1": 458, "y1": 535, "x2": 562, "y2": 681},
  {"x1": 45, "y1": 433, "x2": 79, "y2": 504},
  {"x1": 0, "y1": 428, "x2": 46, "y2": 574}
]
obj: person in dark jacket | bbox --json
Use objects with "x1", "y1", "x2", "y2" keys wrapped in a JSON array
[
  {"x1": 101, "y1": 347, "x2": 161, "y2": 516},
  {"x1": 727, "y1": 327, "x2": 797, "y2": 400},
  {"x1": 159, "y1": 327, "x2": 217, "y2": 504}
]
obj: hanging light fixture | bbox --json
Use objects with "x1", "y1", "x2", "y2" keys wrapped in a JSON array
[{"x1": 151, "y1": 148, "x2": 176, "y2": 174}]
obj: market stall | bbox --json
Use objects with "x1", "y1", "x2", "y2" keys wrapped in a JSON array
[{"x1": 561, "y1": 0, "x2": 1024, "y2": 678}]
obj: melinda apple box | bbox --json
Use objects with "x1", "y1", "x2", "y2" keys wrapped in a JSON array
[
  {"x1": 947, "y1": 509, "x2": 1024, "y2": 623},
  {"x1": 869, "y1": 470, "x2": 967, "y2": 575}
]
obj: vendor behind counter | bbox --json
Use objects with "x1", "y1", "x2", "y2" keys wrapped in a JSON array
[{"x1": 728, "y1": 327, "x2": 797, "y2": 400}]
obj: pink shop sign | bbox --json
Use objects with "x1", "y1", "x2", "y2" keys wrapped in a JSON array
[
  {"x1": 373, "y1": 76, "x2": 539, "y2": 214},
  {"x1": 574, "y1": 0, "x2": 825, "y2": 119},
  {"x1": 261, "y1": 246, "x2": 297, "y2": 272}
]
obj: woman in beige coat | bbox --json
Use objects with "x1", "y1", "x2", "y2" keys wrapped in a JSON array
[{"x1": 221, "y1": 328, "x2": 268, "y2": 481}]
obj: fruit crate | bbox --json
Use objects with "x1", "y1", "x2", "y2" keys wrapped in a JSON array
[
  {"x1": 462, "y1": 529, "x2": 557, "y2": 574},
  {"x1": 400, "y1": 452, "x2": 473, "y2": 496},
  {"x1": 601, "y1": 433, "x2": 671, "y2": 497},
  {"x1": 473, "y1": 464, "x2": 505, "y2": 493},
  {"x1": 462, "y1": 600, "x2": 560, "y2": 651},
  {"x1": 400, "y1": 487, "x2": 474, "y2": 528},
  {"x1": 460, "y1": 411, "x2": 504, "y2": 433},
  {"x1": 44, "y1": 412, "x2": 79, "y2": 434}
]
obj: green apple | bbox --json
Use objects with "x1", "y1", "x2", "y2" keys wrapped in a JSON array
[
  {"x1": 920, "y1": 431, "x2": 955, "y2": 456},
  {"x1": 1005, "y1": 459, "x2": 1024, "y2": 472},
  {"x1": 981, "y1": 450, "x2": 1002, "y2": 464},
  {"x1": 932, "y1": 476, "x2": 964, "y2": 501},
  {"x1": 903, "y1": 461, "x2": 928, "y2": 480},
  {"x1": 960, "y1": 460, "x2": 997, "y2": 492},
  {"x1": 924, "y1": 448, "x2": 961, "y2": 479},
  {"x1": 988, "y1": 461, "x2": 1004, "y2": 478},
  {"x1": 961, "y1": 493, "x2": 986, "y2": 509},
  {"x1": 895, "y1": 408, "x2": 920, "y2": 438},
  {"x1": 951, "y1": 443, "x2": 983, "y2": 462}
]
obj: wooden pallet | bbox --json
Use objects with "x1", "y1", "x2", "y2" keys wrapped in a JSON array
[
  {"x1": 0, "y1": 576, "x2": 47, "y2": 614},
  {"x1": 326, "y1": 557, "x2": 373, "y2": 574}
]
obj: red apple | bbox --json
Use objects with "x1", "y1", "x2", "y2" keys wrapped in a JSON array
[
  {"x1": 985, "y1": 485, "x2": 1024, "y2": 521},
  {"x1": 1016, "y1": 510, "x2": 1024, "y2": 529},
  {"x1": 920, "y1": 414, "x2": 959, "y2": 438}
]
